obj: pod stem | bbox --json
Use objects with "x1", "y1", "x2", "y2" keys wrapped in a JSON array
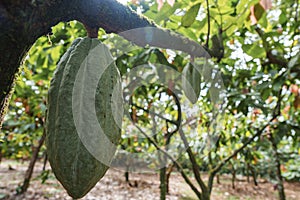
[{"x1": 83, "y1": 23, "x2": 99, "y2": 38}]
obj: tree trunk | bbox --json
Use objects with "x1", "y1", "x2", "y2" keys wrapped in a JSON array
[
  {"x1": 246, "y1": 163, "x2": 250, "y2": 183},
  {"x1": 231, "y1": 165, "x2": 236, "y2": 189},
  {"x1": 201, "y1": 191, "x2": 211, "y2": 200},
  {"x1": 0, "y1": 145, "x2": 2, "y2": 163},
  {"x1": 159, "y1": 166, "x2": 167, "y2": 200},
  {"x1": 166, "y1": 163, "x2": 174, "y2": 194},
  {"x1": 216, "y1": 174, "x2": 220, "y2": 184},
  {"x1": 158, "y1": 140, "x2": 167, "y2": 200},
  {"x1": 42, "y1": 153, "x2": 48, "y2": 171},
  {"x1": 20, "y1": 131, "x2": 46, "y2": 193},
  {"x1": 269, "y1": 134, "x2": 286, "y2": 200},
  {"x1": 250, "y1": 165, "x2": 258, "y2": 186}
]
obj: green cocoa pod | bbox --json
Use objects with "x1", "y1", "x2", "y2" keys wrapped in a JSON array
[
  {"x1": 46, "y1": 37, "x2": 122, "y2": 199},
  {"x1": 182, "y1": 62, "x2": 201, "y2": 104}
]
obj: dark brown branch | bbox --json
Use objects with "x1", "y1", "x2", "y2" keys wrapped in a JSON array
[
  {"x1": 178, "y1": 128, "x2": 209, "y2": 196},
  {"x1": 295, "y1": 0, "x2": 299, "y2": 23},
  {"x1": 83, "y1": 24, "x2": 99, "y2": 38},
  {"x1": 165, "y1": 88, "x2": 181, "y2": 140},
  {"x1": 255, "y1": 26, "x2": 288, "y2": 67},
  {"x1": 205, "y1": 0, "x2": 211, "y2": 48}
]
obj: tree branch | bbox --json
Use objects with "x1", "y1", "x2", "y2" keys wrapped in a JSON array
[
  {"x1": 205, "y1": 0, "x2": 210, "y2": 48},
  {"x1": 254, "y1": 26, "x2": 288, "y2": 67},
  {"x1": 178, "y1": 128, "x2": 209, "y2": 196},
  {"x1": 132, "y1": 103, "x2": 177, "y2": 125}
]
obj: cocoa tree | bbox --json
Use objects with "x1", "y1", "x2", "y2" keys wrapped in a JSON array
[
  {"x1": 0, "y1": 0, "x2": 205, "y2": 128},
  {"x1": 0, "y1": 0, "x2": 144, "y2": 126}
]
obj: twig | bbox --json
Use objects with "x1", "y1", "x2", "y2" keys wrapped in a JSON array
[
  {"x1": 132, "y1": 103, "x2": 178, "y2": 126},
  {"x1": 295, "y1": 0, "x2": 299, "y2": 23},
  {"x1": 205, "y1": 0, "x2": 211, "y2": 48}
]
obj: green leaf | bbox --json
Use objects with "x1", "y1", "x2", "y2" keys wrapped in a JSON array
[
  {"x1": 193, "y1": 18, "x2": 207, "y2": 32},
  {"x1": 288, "y1": 52, "x2": 300, "y2": 69},
  {"x1": 273, "y1": 76, "x2": 285, "y2": 92},
  {"x1": 154, "y1": 2, "x2": 182, "y2": 23},
  {"x1": 178, "y1": 27, "x2": 198, "y2": 41},
  {"x1": 236, "y1": 0, "x2": 259, "y2": 14},
  {"x1": 258, "y1": 13, "x2": 268, "y2": 28},
  {"x1": 261, "y1": 88, "x2": 271, "y2": 101},
  {"x1": 181, "y1": 3, "x2": 201, "y2": 28},
  {"x1": 254, "y1": 3, "x2": 265, "y2": 22},
  {"x1": 182, "y1": 62, "x2": 201, "y2": 104},
  {"x1": 242, "y1": 43, "x2": 266, "y2": 58},
  {"x1": 256, "y1": 81, "x2": 270, "y2": 90},
  {"x1": 153, "y1": 49, "x2": 169, "y2": 66},
  {"x1": 279, "y1": 12, "x2": 287, "y2": 24}
]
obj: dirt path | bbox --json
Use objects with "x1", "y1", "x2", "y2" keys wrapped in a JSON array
[{"x1": 0, "y1": 160, "x2": 299, "y2": 200}]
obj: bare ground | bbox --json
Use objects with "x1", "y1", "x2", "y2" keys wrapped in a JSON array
[{"x1": 0, "y1": 159, "x2": 299, "y2": 200}]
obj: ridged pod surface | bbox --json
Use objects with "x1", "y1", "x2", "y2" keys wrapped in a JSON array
[
  {"x1": 46, "y1": 37, "x2": 122, "y2": 199},
  {"x1": 182, "y1": 62, "x2": 201, "y2": 104}
]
